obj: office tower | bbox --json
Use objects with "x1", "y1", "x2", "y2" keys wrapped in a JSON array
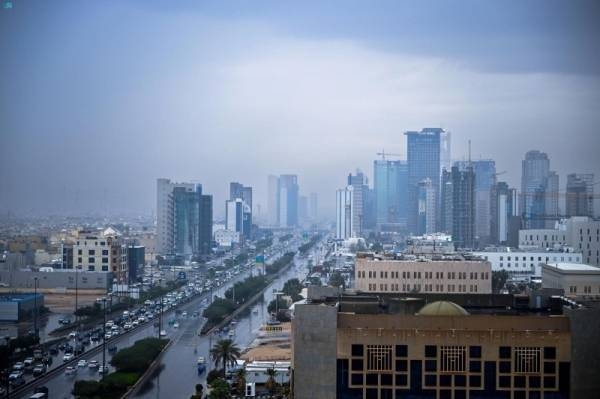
[
  {"x1": 363, "y1": 188, "x2": 376, "y2": 230},
  {"x1": 374, "y1": 160, "x2": 408, "y2": 229},
  {"x1": 440, "y1": 169, "x2": 453, "y2": 233},
  {"x1": 336, "y1": 186, "x2": 354, "y2": 239},
  {"x1": 279, "y1": 175, "x2": 299, "y2": 227},
  {"x1": 520, "y1": 150, "x2": 554, "y2": 229},
  {"x1": 348, "y1": 170, "x2": 369, "y2": 236},
  {"x1": 309, "y1": 192, "x2": 318, "y2": 222},
  {"x1": 545, "y1": 171, "x2": 560, "y2": 228},
  {"x1": 405, "y1": 128, "x2": 442, "y2": 233},
  {"x1": 566, "y1": 173, "x2": 595, "y2": 217},
  {"x1": 198, "y1": 194, "x2": 213, "y2": 255},
  {"x1": 456, "y1": 159, "x2": 496, "y2": 243},
  {"x1": 226, "y1": 198, "x2": 244, "y2": 233},
  {"x1": 229, "y1": 182, "x2": 253, "y2": 238},
  {"x1": 490, "y1": 181, "x2": 519, "y2": 245},
  {"x1": 267, "y1": 175, "x2": 280, "y2": 226},
  {"x1": 171, "y1": 184, "x2": 212, "y2": 256},
  {"x1": 440, "y1": 130, "x2": 452, "y2": 171},
  {"x1": 309, "y1": 193, "x2": 319, "y2": 223},
  {"x1": 451, "y1": 165, "x2": 475, "y2": 249},
  {"x1": 126, "y1": 245, "x2": 145, "y2": 284},
  {"x1": 417, "y1": 178, "x2": 436, "y2": 234},
  {"x1": 299, "y1": 195, "x2": 308, "y2": 224},
  {"x1": 156, "y1": 178, "x2": 194, "y2": 254}
]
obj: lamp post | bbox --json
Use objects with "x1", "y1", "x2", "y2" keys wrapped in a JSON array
[
  {"x1": 33, "y1": 277, "x2": 39, "y2": 341},
  {"x1": 102, "y1": 298, "x2": 107, "y2": 375},
  {"x1": 74, "y1": 266, "x2": 79, "y2": 324}
]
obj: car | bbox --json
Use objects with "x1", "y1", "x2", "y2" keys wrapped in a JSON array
[
  {"x1": 105, "y1": 332, "x2": 112, "y2": 339},
  {"x1": 88, "y1": 360, "x2": 99, "y2": 369},
  {"x1": 65, "y1": 366, "x2": 77, "y2": 375},
  {"x1": 63, "y1": 353, "x2": 74, "y2": 361},
  {"x1": 12, "y1": 362, "x2": 24, "y2": 371},
  {"x1": 77, "y1": 359, "x2": 87, "y2": 367},
  {"x1": 32, "y1": 364, "x2": 46, "y2": 377},
  {"x1": 90, "y1": 334, "x2": 100, "y2": 342},
  {"x1": 68, "y1": 331, "x2": 77, "y2": 339},
  {"x1": 159, "y1": 330, "x2": 167, "y2": 337},
  {"x1": 123, "y1": 323, "x2": 132, "y2": 330},
  {"x1": 98, "y1": 365, "x2": 108, "y2": 374},
  {"x1": 132, "y1": 320, "x2": 139, "y2": 326}
]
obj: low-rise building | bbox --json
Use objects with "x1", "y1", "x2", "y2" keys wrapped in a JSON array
[
  {"x1": 214, "y1": 229, "x2": 241, "y2": 248},
  {"x1": 355, "y1": 253, "x2": 492, "y2": 294},
  {"x1": 472, "y1": 247, "x2": 582, "y2": 278},
  {"x1": 542, "y1": 262, "x2": 600, "y2": 297},
  {"x1": 0, "y1": 293, "x2": 44, "y2": 321}
]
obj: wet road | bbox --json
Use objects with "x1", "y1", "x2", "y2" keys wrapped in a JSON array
[{"x1": 132, "y1": 258, "x2": 310, "y2": 399}]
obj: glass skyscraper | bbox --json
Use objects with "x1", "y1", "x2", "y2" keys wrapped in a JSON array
[
  {"x1": 374, "y1": 160, "x2": 408, "y2": 229},
  {"x1": 171, "y1": 184, "x2": 212, "y2": 256}
]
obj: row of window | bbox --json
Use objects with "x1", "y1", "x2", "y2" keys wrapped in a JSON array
[
  {"x1": 76, "y1": 241, "x2": 107, "y2": 246},
  {"x1": 366, "y1": 284, "x2": 480, "y2": 293},
  {"x1": 359, "y1": 271, "x2": 490, "y2": 280},
  {"x1": 569, "y1": 285, "x2": 598, "y2": 294},
  {"x1": 77, "y1": 249, "x2": 111, "y2": 256},
  {"x1": 77, "y1": 257, "x2": 110, "y2": 264}
]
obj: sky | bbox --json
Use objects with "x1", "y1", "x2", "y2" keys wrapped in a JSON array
[{"x1": 1, "y1": 0, "x2": 600, "y2": 219}]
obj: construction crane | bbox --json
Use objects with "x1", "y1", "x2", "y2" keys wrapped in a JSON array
[
  {"x1": 376, "y1": 150, "x2": 403, "y2": 160},
  {"x1": 493, "y1": 171, "x2": 507, "y2": 178}
]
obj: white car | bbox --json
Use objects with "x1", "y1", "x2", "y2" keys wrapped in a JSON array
[
  {"x1": 104, "y1": 332, "x2": 112, "y2": 340},
  {"x1": 63, "y1": 353, "x2": 74, "y2": 361},
  {"x1": 65, "y1": 366, "x2": 77, "y2": 375},
  {"x1": 123, "y1": 323, "x2": 132, "y2": 330},
  {"x1": 77, "y1": 359, "x2": 87, "y2": 368},
  {"x1": 88, "y1": 360, "x2": 99, "y2": 369},
  {"x1": 98, "y1": 365, "x2": 108, "y2": 374}
]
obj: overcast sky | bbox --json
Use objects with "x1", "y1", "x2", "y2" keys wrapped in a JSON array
[{"x1": 1, "y1": 0, "x2": 599, "y2": 219}]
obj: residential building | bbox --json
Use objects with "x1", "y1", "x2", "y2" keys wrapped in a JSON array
[
  {"x1": 336, "y1": 186, "x2": 354, "y2": 240},
  {"x1": 519, "y1": 216, "x2": 600, "y2": 266},
  {"x1": 566, "y1": 173, "x2": 594, "y2": 217},
  {"x1": 406, "y1": 128, "x2": 442, "y2": 234},
  {"x1": 374, "y1": 160, "x2": 408, "y2": 230},
  {"x1": 156, "y1": 178, "x2": 195, "y2": 255},
  {"x1": 71, "y1": 228, "x2": 126, "y2": 282},
  {"x1": 542, "y1": 262, "x2": 600, "y2": 297},
  {"x1": 355, "y1": 253, "x2": 492, "y2": 294},
  {"x1": 472, "y1": 247, "x2": 582, "y2": 277}
]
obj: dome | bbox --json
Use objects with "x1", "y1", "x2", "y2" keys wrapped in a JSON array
[{"x1": 417, "y1": 301, "x2": 469, "y2": 316}]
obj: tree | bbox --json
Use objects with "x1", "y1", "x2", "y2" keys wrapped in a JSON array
[
  {"x1": 267, "y1": 297, "x2": 288, "y2": 314},
  {"x1": 208, "y1": 378, "x2": 231, "y2": 399},
  {"x1": 190, "y1": 383, "x2": 204, "y2": 399},
  {"x1": 210, "y1": 339, "x2": 241, "y2": 377},
  {"x1": 328, "y1": 272, "x2": 345, "y2": 289},
  {"x1": 265, "y1": 368, "x2": 278, "y2": 397},
  {"x1": 282, "y1": 278, "x2": 303, "y2": 301},
  {"x1": 492, "y1": 270, "x2": 509, "y2": 293},
  {"x1": 234, "y1": 368, "x2": 246, "y2": 395}
]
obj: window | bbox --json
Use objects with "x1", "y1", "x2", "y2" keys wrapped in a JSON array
[
  {"x1": 351, "y1": 344, "x2": 363, "y2": 357},
  {"x1": 88, "y1": 250, "x2": 95, "y2": 255},
  {"x1": 366, "y1": 345, "x2": 392, "y2": 371},
  {"x1": 88, "y1": 257, "x2": 95, "y2": 263},
  {"x1": 102, "y1": 250, "x2": 109, "y2": 256},
  {"x1": 440, "y1": 346, "x2": 466, "y2": 372},
  {"x1": 514, "y1": 347, "x2": 541, "y2": 374},
  {"x1": 425, "y1": 345, "x2": 437, "y2": 358},
  {"x1": 77, "y1": 249, "x2": 82, "y2": 255}
]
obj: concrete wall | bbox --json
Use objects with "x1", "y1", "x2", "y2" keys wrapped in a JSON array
[{"x1": 292, "y1": 304, "x2": 337, "y2": 399}]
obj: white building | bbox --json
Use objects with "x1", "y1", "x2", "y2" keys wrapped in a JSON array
[
  {"x1": 226, "y1": 198, "x2": 244, "y2": 233},
  {"x1": 404, "y1": 233, "x2": 454, "y2": 255},
  {"x1": 336, "y1": 186, "x2": 354, "y2": 239},
  {"x1": 214, "y1": 229, "x2": 241, "y2": 248},
  {"x1": 472, "y1": 247, "x2": 582, "y2": 277},
  {"x1": 519, "y1": 216, "x2": 600, "y2": 266},
  {"x1": 156, "y1": 178, "x2": 195, "y2": 255},
  {"x1": 542, "y1": 262, "x2": 600, "y2": 297},
  {"x1": 71, "y1": 228, "x2": 127, "y2": 281}
]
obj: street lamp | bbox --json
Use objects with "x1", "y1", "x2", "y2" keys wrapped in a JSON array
[
  {"x1": 33, "y1": 277, "x2": 39, "y2": 341},
  {"x1": 102, "y1": 298, "x2": 107, "y2": 376},
  {"x1": 74, "y1": 266, "x2": 79, "y2": 323}
]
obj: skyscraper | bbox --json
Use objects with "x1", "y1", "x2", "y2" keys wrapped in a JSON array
[
  {"x1": 490, "y1": 181, "x2": 519, "y2": 245},
  {"x1": 405, "y1": 128, "x2": 442, "y2": 233},
  {"x1": 171, "y1": 185, "x2": 212, "y2": 256},
  {"x1": 373, "y1": 160, "x2": 408, "y2": 229},
  {"x1": 156, "y1": 178, "x2": 194, "y2": 255},
  {"x1": 348, "y1": 170, "x2": 369, "y2": 236},
  {"x1": 417, "y1": 178, "x2": 436, "y2": 234},
  {"x1": 299, "y1": 195, "x2": 308, "y2": 224},
  {"x1": 309, "y1": 192, "x2": 318, "y2": 222},
  {"x1": 520, "y1": 150, "x2": 559, "y2": 229},
  {"x1": 456, "y1": 159, "x2": 496, "y2": 243},
  {"x1": 451, "y1": 165, "x2": 475, "y2": 249},
  {"x1": 440, "y1": 169, "x2": 453, "y2": 234},
  {"x1": 566, "y1": 173, "x2": 594, "y2": 217},
  {"x1": 336, "y1": 186, "x2": 354, "y2": 239},
  {"x1": 229, "y1": 182, "x2": 253, "y2": 238},
  {"x1": 279, "y1": 175, "x2": 299, "y2": 227},
  {"x1": 226, "y1": 198, "x2": 244, "y2": 233},
  {"x1": 267, "y1": 175, "x2": 280, "y2": 227}
]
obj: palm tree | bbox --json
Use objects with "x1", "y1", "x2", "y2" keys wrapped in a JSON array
[
  {"x1": 234, "y1": 368, "x2": 246, "y2": 395},
  {"x1": 210, "y1": 339, "x2": 241, "y2": 377},
  {"x1": 265, "y1": 367, "x2": 278, "y2": 397}
]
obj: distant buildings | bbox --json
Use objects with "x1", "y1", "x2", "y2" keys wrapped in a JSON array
[
  {"x1": 566, "y1": 173, "x2": 594, "y2": 217},
  {"x1": 417, "y1": 178, "x2": 437, "y2": 234},
  {"x1": 542, "y1": 262, "x2": 600, "y2": 297},
  {"x1": 229, "y1": 182, "x2": 253, "y2": 238},
  {"x1": 336, "y1": 186, "x2": 354, "y2": 240},
  {"x1": 155, "y1": 179, "x2": 213, "y2": 257},
  {"x1": 348, "y1": 170, "x2": 369, "y2": 236},
  {"x1": 70, "y1": 228, "x2": 126, "y2": 278},
  {"x1": 309, "y1": 192, "x2": 319, "y2": 222},
  {"x1": 441, "y1": 166, "x2": 475, "y2": 249},
  {"x1": 267, "y1": 175, "x2": 280, "y2": 226},
  {"x1": 520, "y1": 150, "x2": 560, "y2": 229},
  {"x1": 267, "y1": 174, "x2": 300, "y2": 228},
  {"x1": 405, "y1": 128, "x2": 443, "y2": 234},
  {"x1": 374, "y1": 159, "x2": 408, "y2": 230},
  {"x1": 490, "y1": 181, "x2": 520, "y2": 246}
]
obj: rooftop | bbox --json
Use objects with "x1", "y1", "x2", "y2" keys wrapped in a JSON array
[{"x1": 544, "y1": 263, "x2": 600, "y2": 272}]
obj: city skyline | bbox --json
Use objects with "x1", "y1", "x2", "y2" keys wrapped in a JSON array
[{"x1": 2, "y1": 1, "x2": 600, "y2": 218}]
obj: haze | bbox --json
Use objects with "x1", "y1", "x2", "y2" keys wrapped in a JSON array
[{"x1": 1, "y1": 0, "x2": 599, "y2": 218}]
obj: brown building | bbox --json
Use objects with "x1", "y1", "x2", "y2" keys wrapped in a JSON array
[{"x1": 292, "y1": 292, "x2": 585, "y2": 399}]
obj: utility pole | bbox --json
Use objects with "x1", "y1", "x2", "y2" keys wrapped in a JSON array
[
  {"x1": 102, "y1": 298, "x2": 107, "y2": 375},
  {"x1": 33, "y1": 277, "x2": 38, "y2": 341}
]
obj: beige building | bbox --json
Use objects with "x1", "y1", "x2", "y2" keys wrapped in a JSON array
[
  {"x1": 355, "y1": 254, "x2": 492, "y2": 294},
  {"x1": 71, "y1": 228, "x2": 127, "y2": 282},
  {"x1": 293, "y1": 298, "x2": 572, "y2": 399},
  {"x1": 542, "y1": 262, "x2": 600, "y2": 297}
]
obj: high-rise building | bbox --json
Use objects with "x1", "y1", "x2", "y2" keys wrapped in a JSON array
[
  {"x1": 566, "y1": 173, "x2": 594, "y2": 217},
  {"x1": 440, "y1": 169, "x2": 453, "y2": 234},
  {"x1": 348, "y1": 170, "x2": 369, "y2": 236},
  {"x1": 279, "y1": 175, "x2": 299, "y2": 227},
  {"x1": 374, "y1": 160, "x2": 408, "y2": 229},
  {"x1": 363, "y1": 188, "x2": 376, "y2": 230},
  {"x1": 299, "y1": 195, "x2": 308, "y2": 224},
  {"x1": 336, "y1": 186, "x2": 354, "y2": 239},
  {"x1": 405, "y1": 128, "x2": 442, "y2": 233},
  {"x1": 440, "y1": 130, "x2": 452, "y2": 171},
  {"x1": 417, "y1": 178, "x2": 437, "y2": 234},
  {"x1": 156, "y1": 178, "x2": 194, "y2": 254},
  {"x1": 169, "y1": 184, "x2": 212, "y2": 256},
  {"x1": 126, "y1": 245, "x2": 145, "y2": 284},
  {"x1": 229, "y1": 182, "x2": 253, "y2": 238},
  {"x1": 490, "y1": 181, "x2": 519, "y2": 246},
  {"x1": 520, "y1": 150, "x2": 560, "y2": 229},
  {"x1": 267, "y1": 175, "x2": 280, "y2": 227},
  {"x1": 309, "y1": 192, "x2": 318, "y2": 222},
  {"x1": 451, "y1": 165, "x2": 475, "y2": 249},
  {"x1": 456, "y1": 159, "x2": 496, "y2": 243},
  {"x1": 226, "y1": 198, "x2": 244, "y2": 233}
]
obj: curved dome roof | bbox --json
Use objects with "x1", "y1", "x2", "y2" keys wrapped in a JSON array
[{"x1": 417, "y1": 301, "x2": 469, "y2": 316}]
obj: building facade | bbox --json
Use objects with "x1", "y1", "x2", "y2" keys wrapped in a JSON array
[
  {"x1": 348, "y1": 170, "x2": 369, "y2": 236},
  {"x1": 355, "y1": 254, "x2": 492, "y2": 294},
  {"x1": 566, "y1": 173, "x2": 594, "y2": 217},
  {"x1": 490, "y1": 181, "x2": 519, "y2": 246},
  {"x1": 417, "y1": 178, "x2": 437, "y2": 235},
  {"x1": 336, "y1": 186, "x2": 355, "y2": 240},
  {"x1": 542, "y1": 263, "x2": 600, "y2": 297},
  {"x1": 472, "y1": 248, "x2": 582, "y2": 277},
  {"x1": 156, "y1": 178, "x2": 195, "y2": 255},
  {"x1": 279, "y1": 175, "x2": 299, "y2": 228},
  {"x1": 267, "y1": 175, "x2": 280, "y2": 227},
  {"x1": 374, "y1": 160, "x2": 408, "y2": 230},
  {"x1": 449, "y1": 165, "x2": 475, "y2": 249}
]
